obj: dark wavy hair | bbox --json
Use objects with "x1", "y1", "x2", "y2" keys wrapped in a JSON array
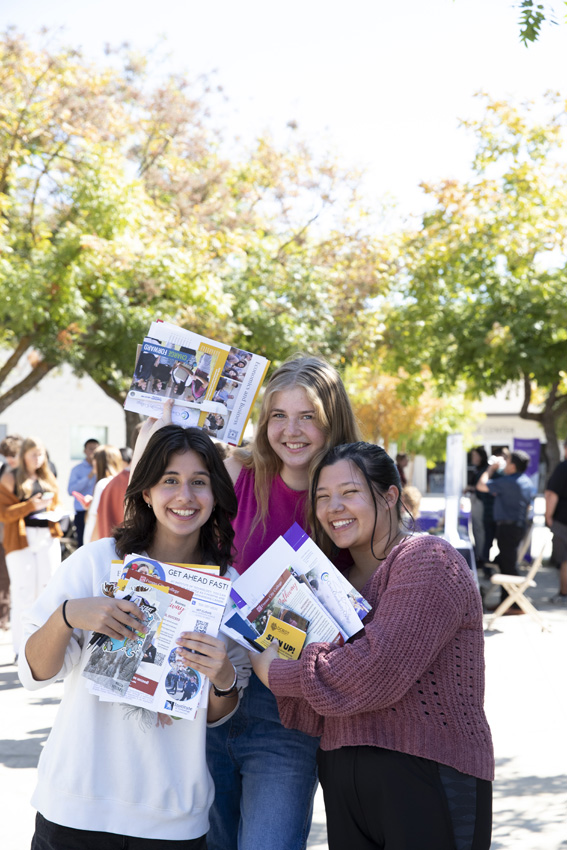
[
  {"x1": 114, "y1": 426, "x2": 237, "y2": 573},
  {"x1": 310, "y1": 441, "x2": 404, "y2": 562}
]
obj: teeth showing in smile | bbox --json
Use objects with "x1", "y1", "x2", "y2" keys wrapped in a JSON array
[
  {"x1": 331, "y1": 519, "x2": 355, "y2": 529},
  {"x1": 285, "y1": 443, "x2": 307, "y2": 449},
  {"x1": 170, "y1": 509, "x2": 196, "y2": 517}
]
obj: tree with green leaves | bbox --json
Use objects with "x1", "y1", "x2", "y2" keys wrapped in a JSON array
[
  {"x1": 384, "y1": 93, "x2": 567, "y2": 470},
  {"x1": 0, "y1": 32, "x2": 232, "y2": 432},
  {"x1": 0, "y1": 31, "x2": 389, "y2": 442},
  {"x1": 343, "y1": 362, "x2": 481, "y2": 460},
  {"x1": 516, "y1": 1, "x2": 562, "y2": 44}
]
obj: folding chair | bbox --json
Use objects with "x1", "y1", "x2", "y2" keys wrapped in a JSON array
[{"x1": 485, "y1": 540, "x2": 551, "y2": 632}]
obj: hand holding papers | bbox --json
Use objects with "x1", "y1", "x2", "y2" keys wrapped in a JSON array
[
  {"x1": 221, "y1": 523, "x2": 371, "y2": 658},
  {"x1": 83, "y1": 555, "x2": 231, "y2": 720},
  {"x1": 124, "y1": 320, "x2": 270, "y2": 446}
]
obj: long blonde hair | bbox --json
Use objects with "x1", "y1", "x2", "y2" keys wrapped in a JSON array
[
  {"x1": 93, "y1": 445, "x2": 122, "y2": 483},
  {"x1": 15, "y1": 437, "x2": 59, "y2": 501},
  {"x1": 235, "y1": 355, "x2": 361, "y2": 532}
]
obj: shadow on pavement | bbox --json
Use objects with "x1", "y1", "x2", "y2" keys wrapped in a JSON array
[
  {"x1": 494, "y1": 771, "x2": 567, "y2": 798},
  {"x1": 0, "y1": 729, "x2": 50, "y2": 768},
  {"x1": 0, "y1": 669, "x2": 20, "y2": 691}
]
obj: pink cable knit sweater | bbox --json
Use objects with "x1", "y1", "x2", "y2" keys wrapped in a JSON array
[{"x1": 269, "y1": 534, "x2": 494, "y2": 781}]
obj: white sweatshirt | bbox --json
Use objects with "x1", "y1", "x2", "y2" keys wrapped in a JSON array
[{"x1": 19, "y1": 538, "x2": 250, "y2": 841}]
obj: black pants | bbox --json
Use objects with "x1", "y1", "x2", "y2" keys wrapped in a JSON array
[
  {"x1": 317, "y1": 746, "x2": 492, "y2": 850},
  {"x1": 73, "y1": 510, "x2": 86, "y2": 548},
  {"x1": 495, "y1": 522, "x2": 525, "y2": 602},
  {"x1": 31, "y1": 813, "x2": 207, "y2": 850}
]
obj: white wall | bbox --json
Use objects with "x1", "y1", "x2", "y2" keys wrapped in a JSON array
[
  {"x1": 0, "y1": 365, "x2": 126, "y2": 513},
  {"x1": 473, "y1": 414, "x2": 546, "y2": 449}
]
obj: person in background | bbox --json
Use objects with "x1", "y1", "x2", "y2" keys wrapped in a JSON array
[
  {"x1": 0, "y1": 437, "x2": 63, "y2": 659},
  {"x1": 466, "y1": 447, "x2": 494, "y2": 576},
  {"x1": 476, "y1": 450, "x2": 535, "y2": 614},
  {"x1": 119, "y1": 446, "x2": 133, "y2": 469},
  {"x1": 0, "y1": 435, "x2": 23, "y2": 478},
  {"x1": 0, "y1": 435, "x2": 23, "y2": 630},
  {"x1": 67, "y1": 439, "x2": 99, "y2": 547},
  {"x1": 252, "y1": 442, "x2": 493, "y2": 850},
  {"x1": 401, "y1": 483, "x2": 422, "y2": 521},
  {"x1": 395, "y1": 452, "x2": 409, "y2": 486},
  {"x1": 93, "y1": 430, "x2": 141, "y2": 541},
  {"x1": 544, "y1": 438, "x2": 567, "y2": 605},
  {"x1": 83, "y1": 445, "x2": 122, "y2": 545}
]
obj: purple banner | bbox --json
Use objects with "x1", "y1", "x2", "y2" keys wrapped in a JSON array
[{"x1": 513, "y1": 438, "x2": 540, "y2": 485}]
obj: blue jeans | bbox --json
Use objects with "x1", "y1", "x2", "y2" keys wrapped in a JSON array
[{"x1": 206, "y1": 674, "x2": 320, "y2": 850}]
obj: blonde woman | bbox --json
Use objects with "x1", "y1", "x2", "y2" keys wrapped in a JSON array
[
  {"x1": 0, "y1": 437, "x2": 62, "y2": 658},
  {"x1": 84, "y1": 445, "x2": 122, "y2": 545}
]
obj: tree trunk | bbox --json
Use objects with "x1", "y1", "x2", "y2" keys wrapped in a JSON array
[
  {"x1": 125, "y1": 409, "x2": 143, "y2": 448},
  {"x1": 518, "y1": 375, "x2": 561, "y2": 477},
  {"x1": 541, "y1": 408, "x2": 560, "y2": 473},
  {"x1": 0, "y1": 360, "x2": 55, "y2": 414}
]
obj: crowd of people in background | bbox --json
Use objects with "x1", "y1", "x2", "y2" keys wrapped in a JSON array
[{"x1": 0, "y1": 434, "x2": 136, "y2": 661}]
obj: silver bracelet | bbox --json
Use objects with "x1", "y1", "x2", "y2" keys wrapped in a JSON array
[{"x1": 212, "y1": 665, "x2": 238, "y2": 697}]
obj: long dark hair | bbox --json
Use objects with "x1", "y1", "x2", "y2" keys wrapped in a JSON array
[
  {"x1": 310, "y1": 442, "x2": 403, "y2": 562},
  {"x1": 472, "y1": 446, "x2": 488, "y2": 468},
  {"x1": 114, "y1": 426, "x2": 237, "y2": 573}
]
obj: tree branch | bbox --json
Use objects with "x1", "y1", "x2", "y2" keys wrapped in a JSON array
[
  {"x1": 519, "y1": 372, "x2": 543, "y2": 422},
  {"x1": 552, "y1": 393, "x2": 567, "y2": 420},
  {"x1": 28, "y1": 139, "x2": 69, "y2": 242},
  {"x1": 97, "y1": 379, "x2": 126, "y2": 406},
  {"x1": 275, "y1": 211, "x2": 322, "y2": 262},
  {"x1": 0, "y1": 54, "x2": 59, "y2": 196},
  {"x1": 0, "y1": 336, "x2": 33, "y2": 389},
  {"x1": 0, "y1": 360, "x2": 55, "y2": 415}
]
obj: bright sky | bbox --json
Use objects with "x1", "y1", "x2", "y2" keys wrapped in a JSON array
[{"x1": 2, "y1": 0, "x2": 567, "y2": 220}]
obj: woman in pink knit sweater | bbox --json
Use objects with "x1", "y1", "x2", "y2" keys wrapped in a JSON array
[{"x1": 252, "y1": 442, "x2": 494, "y2": 850}]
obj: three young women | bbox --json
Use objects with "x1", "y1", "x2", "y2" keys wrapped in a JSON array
[
  {"x1": 19, "y1": 426, "x2": 251, "y2": 849},
  {"x1": 252, "y1": 442, "x2": 494, "y2": 850}
]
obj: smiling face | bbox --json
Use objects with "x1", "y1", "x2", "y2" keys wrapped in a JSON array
[
  {"x1": 143, "y1": 450, "x2": 215, "y2": 556},
  {"x1": 315, "y1": 459, "x2": 398, "y2": 561},
  {"x1": 266, "y1": 386, "x2": 327, "y2": 486}
]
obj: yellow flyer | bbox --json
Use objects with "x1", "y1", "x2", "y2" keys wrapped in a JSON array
[{"x1": 254, "y1": 615, "x2": 307, "y2": 660}]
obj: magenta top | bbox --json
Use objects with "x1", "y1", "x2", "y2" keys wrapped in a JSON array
[
  {"x1": 231, "y1": 466, "x2": 308, "y2": 574},
  {"x1": 269, "y1": 534, "x2": 494, "y2": 781}
]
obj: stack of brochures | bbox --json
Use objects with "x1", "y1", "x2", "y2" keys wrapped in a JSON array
[
  {"x1": 82, "y1": 555, "x2": 230, "y2": 721},
  {"x1": 124, "y1": 320, "x2": 270, "y2": 445},
  {"x1": 221, "y1": 524, "x2": 372, "y2": 659}
]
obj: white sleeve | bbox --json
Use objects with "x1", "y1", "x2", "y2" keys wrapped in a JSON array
[{"x1": 18, "y1": 539, "x2": 117, "y2": 691}]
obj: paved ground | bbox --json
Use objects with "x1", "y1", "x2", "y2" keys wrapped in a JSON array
[{"x1": 1, "y1": 557, "x2": 566, "y2": 849}]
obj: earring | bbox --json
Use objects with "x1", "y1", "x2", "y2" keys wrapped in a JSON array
[{"x1": 147, "y1": 502, "x2": 152, "y2": 510}]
